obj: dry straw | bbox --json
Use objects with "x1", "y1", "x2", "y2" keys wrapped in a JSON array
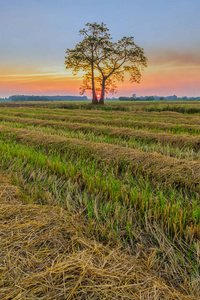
[{"x1": 0, "y1": 175, "x2": 197, "y2": 299}]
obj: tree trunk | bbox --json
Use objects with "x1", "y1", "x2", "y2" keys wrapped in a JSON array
[
  {"x1": 99, "y1": 78, "x2": 105, "y2": 105},
  {"x1": 92, "y1": 68, "x2": 98, "y2": 104},
  {"x1": 92, "y1": 86, "x2": 98, "y2": 104},
  {"x1": 91, "y1": 49, "x2": 98, "y2": 105}
]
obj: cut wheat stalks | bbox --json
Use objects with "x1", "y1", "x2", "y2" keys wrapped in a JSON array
[
  {"x1": 0, "y1": 175, "x2": 23, "y2": 205},
  {"x1": 0, "y1": 125, "x2": 200, "y2": 192},
  {"x1": 1, "y1": 115, "x2": 200, "y2": 150},
  {"x1": 2, "y1": 108, "x2": 200, "y2": 128},
  {"x1": 1, "y1": 111, "x2": 200, "y2": 134},
  {"x1": 0, "y1": 174, "x2": 197, "y2": 299},
  {"x1": 0, "y1": 202, "x2": 198, "y2": 299}
]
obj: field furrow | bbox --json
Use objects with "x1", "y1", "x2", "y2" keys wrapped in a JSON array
[
  {"x1": 1, "y1": 124, "x2": 200, "y2": 191},
  {"x1": 1, "y1": 124, "x2": 200, "y2": 197},
  {"x1": 1, "y1": 110, "x2": 200, "y2": 134},
  {"x1": 1, "y1": 115, "x2": 200, "y2": 152}
]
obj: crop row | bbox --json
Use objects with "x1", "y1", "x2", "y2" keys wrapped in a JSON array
[
  {"x1": 0, "y1": 135, "x2": 198, "y2": 250},
  {"x1": 1, "y1": 123, "x2": 200, "y2": 227},
  {"x1": 2, "y1": 119, "x2": 200, "y2": 162},
  {"x1": 1, "y1": 107, "x2": 200, "y2": 125},
  {"x1": 1, "y1": 115, "x2": 200, "y2": 153},
  {"x1": 1, "y1": 100, "x2": 200, "y2": 113},
  {"x1": 1, "y1": 111, "x2": 200, "y2": 135},
  {"x1": 1, "y1": 124, "x2": 200, "y2": 190},
  {"x1": 1, "y1": 125, "x2": 200, "y2": 192}
]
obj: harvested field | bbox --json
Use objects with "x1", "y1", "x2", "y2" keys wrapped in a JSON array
[
  {"x1": 2, "y1": 110, "x2": 200, "y2": 134},
  {"x1": 1, "y1": 115, "x2": 200, "y2": 152},
  {"x1": 0, "y1": 101, "x2": 200, "y2": 299},
  {"x1": 0, "y1": 175, "x2": 198, "y2": 299},
  {"x1": 1, "y1": 125, "x2": 200, "y2": 190},
  {"x1": 1, "y1": 100, "x2": 200, "y2": 114}
]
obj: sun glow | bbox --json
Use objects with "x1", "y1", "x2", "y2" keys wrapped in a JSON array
[{"x1": 0, "y1": 62, "x2": 199, "y2": 98}]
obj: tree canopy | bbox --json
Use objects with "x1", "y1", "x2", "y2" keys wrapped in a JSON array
[{"x1": 65, "y1": 22, "x2": 147, "y2": 104}]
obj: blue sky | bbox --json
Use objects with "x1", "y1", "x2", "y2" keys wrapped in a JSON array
[{"x1": 0, "y1": 0, "x2": 200, "y2": 97}]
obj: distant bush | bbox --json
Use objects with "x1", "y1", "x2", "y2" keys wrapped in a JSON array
[{"x1": 147, "y1": 105, "x2": 200, "y2": 114}]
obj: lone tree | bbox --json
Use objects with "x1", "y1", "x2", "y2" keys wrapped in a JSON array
[
  {"x1": 65, "y1": 22, "x2": 147, "y2": 105},
  {"x1": 65, "y1": 22, "x2": 111, "y2": 104}
]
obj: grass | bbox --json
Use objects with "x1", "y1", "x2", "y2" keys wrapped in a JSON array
[
  {"x1": 1, "y1": 99, "x2": 200, "y2": 113},
  {"x1": 1, "y1": 117, "x2": 200, "y2": 162},
  {"x1": 0, "y1": 101, "x2": 200, "y2": 299},
  {"x1": 2, "y1": 109, "x2": 200, "y2": 135},
  {"x1": 0, "y1": 134, "x2": 198, "y2": 240}
]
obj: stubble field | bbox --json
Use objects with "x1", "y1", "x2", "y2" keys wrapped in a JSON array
[{"x1": 0, "y1": 101, "x2": 200, "y2": 299}]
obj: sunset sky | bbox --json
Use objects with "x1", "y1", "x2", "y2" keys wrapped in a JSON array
[{"x1": 1, "y1": 0, "x2": 200, "y2": 98}]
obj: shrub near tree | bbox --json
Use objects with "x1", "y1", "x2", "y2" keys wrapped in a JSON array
[{"x1": 65, "y1": 22, "x2": 147, "y2": 104}]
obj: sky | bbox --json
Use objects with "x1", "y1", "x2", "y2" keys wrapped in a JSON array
[{"x1": 0, "y1": 0, "x2": 200, "y2": 98}]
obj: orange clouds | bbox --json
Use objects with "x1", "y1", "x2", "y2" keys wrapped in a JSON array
[
  {"x1": 116, "y1": 63, "x2": 200, "y2": 96},
  {"x1": 0, "y1": 73, "x2": 83, "y2": 96},
  {"x1": 0, "y1": 55, "x2": 199, "y2": 98},
  {"x1": 149, "y1": 49, "x2": 200, "y2": 67}
]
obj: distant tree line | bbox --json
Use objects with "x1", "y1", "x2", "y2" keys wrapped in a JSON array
[
  {"x1": 119, "y1": 96, "x2": 154, "y2": 101},
  {"x1": 9, "y1": 95, "x2": 50, "y2": 101},
  {"x1": 0, "y1": 95, "x2": 88, "y2": 102},
  {"x1": 119, "y1": 96, "x2": 200, "y2": 101}
]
